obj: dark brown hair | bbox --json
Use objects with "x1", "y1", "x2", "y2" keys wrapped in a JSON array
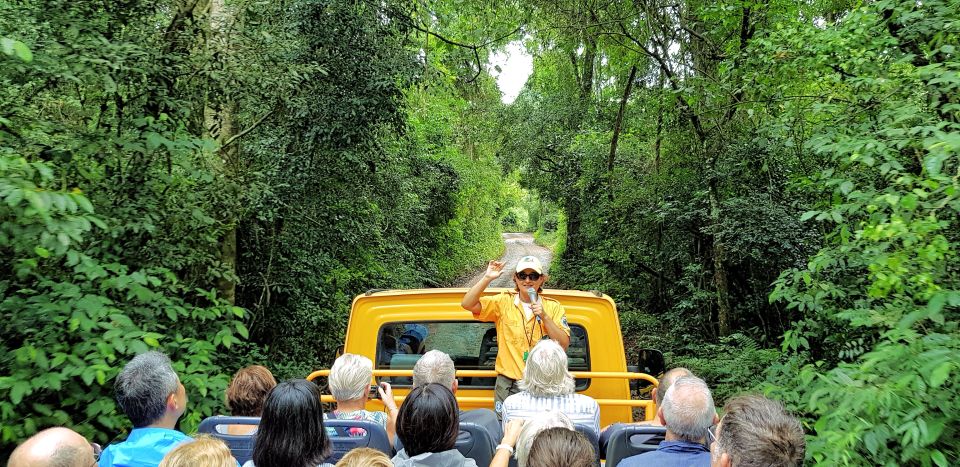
[
  {"x1": 527, "y1": 427, "x2": 594, "y2": 467},
  {"x1": 396, "y1": 383, "x2": 460, "y2": 457},
  {"x1": 717, "y1": 394, "x2": 805, "y2": 467},
  {"x1": 226, "y1": 365, "x2": 277, "y2": 417}
]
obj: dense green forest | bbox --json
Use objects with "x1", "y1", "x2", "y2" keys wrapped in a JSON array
[{"x1": 1, "y1": 0, "x2": 958, "y2": 464}]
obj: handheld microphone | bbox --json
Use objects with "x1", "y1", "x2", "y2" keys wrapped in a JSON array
[{"x1": 527, "y1": 287, "x2": 541, "y2": 323}]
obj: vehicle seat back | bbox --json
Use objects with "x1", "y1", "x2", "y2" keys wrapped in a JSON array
[
  {"x1": 574, "y1": 424, "x2": 601, "y2": 466},
  {"x1": 604, "y1": 425, "x2": 667, "y2": 466},
  {"x1": 197, "y1": 416, "x2": 259, "y2": 464},
  {"x1": 324, "y1": 419, "x2": 393, "y2": 463}
]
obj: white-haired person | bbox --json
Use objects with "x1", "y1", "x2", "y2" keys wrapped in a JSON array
[
  {"x1": 619, "y1": 376, "x2": 717, "y2": 467},
  {"x1": 412, "y1": 350, "x2": 503, "y2": 448},
  {"x1": 325, "y1": 353, "x2": 398, "y2": 446},
  {"x1": 501, "y1": 339, "x2": 600, "y2": 434},
  {"x1": 461, "y1": 256, "x2": 570, "y2": 419},
  {"x1": 489, "y1": 410, "x2": 574, "y2": 467}
]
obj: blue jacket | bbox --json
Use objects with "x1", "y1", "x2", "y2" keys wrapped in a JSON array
[
  {"x1": 618, "y1": 440, "x2": 711, "y2": 467},
  {"x1": 98, "y1": 427, "x2": 192, "y2": 467}
]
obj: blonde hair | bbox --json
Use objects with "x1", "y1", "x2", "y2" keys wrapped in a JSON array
[
  {"x1": 335, "y1": 447, "x2": 392, "y2": 467},
  {"x1": 329, "y1": 353, "x2": 374, "y2": 401},
  {"x1": 515, "y1": 410, "x2": 574, "y2": 467},
  {"x1": 159, "y1": 435, "x2": 235, "y2": 467}
]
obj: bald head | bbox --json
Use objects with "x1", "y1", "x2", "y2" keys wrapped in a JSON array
[
  {"x1": 8, "y1": 427, "x2": 94, "y2": 467},
  {"x1": 655, "y1": 367, "x2": 692, "y2": 407}
]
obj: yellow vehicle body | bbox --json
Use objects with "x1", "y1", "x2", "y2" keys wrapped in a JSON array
[{"x1": 307, "y1": 288, "x2": 656, "y2": 429}]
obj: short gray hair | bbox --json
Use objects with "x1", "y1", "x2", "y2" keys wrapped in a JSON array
[
  {"x1": 518, "y1": 340, "x2": 574, "y2": 397},
  {"x1": 660, "y1": 376, "x2": 715, "y2": 443},
  {"x1": 329, "y1": 354, "x2": 373, "y2": 401},
  {"x1": 115, "y1": 351, "x2": 180, "y2": 427},
  {"x1": 515, "y1": 410, "x2": 573, "y2": 467},
  {"x1": 714, "y1": 394, "x2": 805, "y2": 467},
  {"x1": 412, "y1": 350, "x2": 456, "y2": 390}
]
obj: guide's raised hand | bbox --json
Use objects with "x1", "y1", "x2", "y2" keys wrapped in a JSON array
[{"x1": 485, "y1": 260, "x2": 505, "y2": 280}]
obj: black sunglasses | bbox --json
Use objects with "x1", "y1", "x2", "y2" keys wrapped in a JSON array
[{"x1": 516, "y1": 272, "x2": 541, "y2": 281}]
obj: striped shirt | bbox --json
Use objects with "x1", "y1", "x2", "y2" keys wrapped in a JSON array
[{"x1": 501, "y1": 392, "x2": 600, "y2": 434}]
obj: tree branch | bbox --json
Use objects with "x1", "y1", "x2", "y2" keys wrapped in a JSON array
[{"x1": 221, "y1": 108, "x2": 275, "y2": 150}]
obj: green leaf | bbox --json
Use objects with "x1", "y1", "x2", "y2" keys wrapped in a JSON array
[
  {"x1": 235, "y1": 322, "x2": 249, "y2": 339},
  {"x1": 12, "y1": 41, "x2": 32, "y2": 63},
  {"x1": 34, "y1": 246, "x2": 50, "y2": 258},
  {"x1": 143, "y1": 336, "x2": 160, "y2": 347},
  {"x1": 10, "y1": 381, "x2": 31, "y2": 404},
  {"x1": 929, "y1": 362, "x2": 952, "y2": 388},
  {"x1": 931, "y1": 450, "x2": 948, "y2": 467}
]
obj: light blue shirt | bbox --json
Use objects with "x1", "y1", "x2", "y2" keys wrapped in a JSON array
[
  {"x1": 618, "y1": 440, "x2": 711, "y2": 467},
  {"x1": 98, "y1": 427, "x2": 192, "y2": 467}
]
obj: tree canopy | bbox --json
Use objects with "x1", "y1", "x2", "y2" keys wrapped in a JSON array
[{"x1": 2, "y1": 0, "x2": 958, "y2": 464}]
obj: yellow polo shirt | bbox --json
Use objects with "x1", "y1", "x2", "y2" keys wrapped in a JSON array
[{"x1": 476, "y1": 291, "x2": 570, "y2": 380}]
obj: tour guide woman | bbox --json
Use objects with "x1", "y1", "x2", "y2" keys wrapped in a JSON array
[{"x1": 461, "y1": 256, "x2": 570, "y2": 418}]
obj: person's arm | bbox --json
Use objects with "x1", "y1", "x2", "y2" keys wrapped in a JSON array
[
  {"x1": 461, "y1": 260, "x2": 504, "y2": 315},
  {"x1": 378, "y1": 383, "x2": 400, "y2": 447},
  {"x1": 531, "y1": 301, "x2": 570, "y2": 349},
  {"x1": 490, "y1": 419, "x2": 525, "y2": 467}
]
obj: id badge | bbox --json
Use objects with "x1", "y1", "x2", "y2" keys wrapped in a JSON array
[{"x1": 523, "y1": 351, "x2": 529, "y2": 362}]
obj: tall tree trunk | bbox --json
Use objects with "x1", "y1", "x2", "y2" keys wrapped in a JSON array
[
  {"x1": 706, "y1": 143, "x2": 732, "y2": 336},
  {"x1": 204, "y1": 0, "x2": 238, "y2": 304},
  {"x1": 608, "y1": 65, "x2": 637, "y2": 200}
]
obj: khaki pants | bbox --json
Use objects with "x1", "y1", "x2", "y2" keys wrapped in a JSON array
[{"x1": 494, "y1": 374, "x2": 521, "y2": 420}]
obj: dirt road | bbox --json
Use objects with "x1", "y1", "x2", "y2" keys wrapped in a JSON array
[
  {"x1": 424, "y1": 233, "x2": 553, "y2": 357},
  {"x1": 457, "y1": 232, "x2": 554, "y2": 287}
]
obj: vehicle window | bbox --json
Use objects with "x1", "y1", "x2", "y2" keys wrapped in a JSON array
[{"x1": 376, "y1": 322, "x2": 590, "y2": 390}]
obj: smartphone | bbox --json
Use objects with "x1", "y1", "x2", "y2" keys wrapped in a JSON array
[{"x1": 369, "y1": 384, "x2": 380, "y2": 399}]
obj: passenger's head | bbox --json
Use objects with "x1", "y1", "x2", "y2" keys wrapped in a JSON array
[
  {"x1": 329, "y1": 353, "x2": 373, "y2": 402},
  {"x1": 334, "y1": 447, "x2": 392, "y2": 467},
  {"x1": 519, "y1": 339, "x2": 574, "y2": 397},
  {"x1": 7, "y1": 427, "x2": 96, "y2": 467},
  {"x1": 711, "y1": 394, "x2": 805, "y2": 467},
  {"x1": 659, "y1": 376, "x2": 717, "y2": 443},
  {"x1": 115, "y1": 351, "x2": 186, "y2": 427},
  {"x1": 252, "y1": 379, "x2": 332, "y2": 467},
  {"x1": 159, "y1": 435, "x2": 235, "y2": 467},
  {"x1": 396, "y1": 383, "x2": 460, "y2": 457},
  {"x1": 515, "y1": 410, "x2": 574, "y2": 467},
  {"x1": 654, "y1": 367, "x2": 693, "y2": 407},
  {"x1": 226, "y1": 365, "x2": 277, "y2": 417},
  {"x1": 526, "y1": 427, "x2": 594, "y2": 467},
  {"x1": 412, "y1": 350, "x2": 457, "y2": 391},
  {"x1": 513, "y1": 255, "x2": 547, "y2": 293}
]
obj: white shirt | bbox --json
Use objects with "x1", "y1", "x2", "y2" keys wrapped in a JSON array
[{"x1": 501, "y1": 391, "x2": 601, "y2": 434}]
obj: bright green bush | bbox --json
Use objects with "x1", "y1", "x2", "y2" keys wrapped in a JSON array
[{"x1": 0, "y1": 155, "x2": 247, "y2": 447}]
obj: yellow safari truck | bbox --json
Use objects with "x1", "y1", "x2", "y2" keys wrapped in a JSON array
[{"x1": 307, "y1": 288, "x2": 661, "y2": 429}]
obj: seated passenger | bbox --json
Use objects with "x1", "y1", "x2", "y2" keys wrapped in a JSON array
[
  {"x1": 619, "y1": 376, "x2": 717, "y2": 467},
  {"x1": 599, "y1": 367, "x2": 693, "y2": 452},
  {"x1": 324, "y1": 354, "x2": 398, "y2": 444},
  {"x1": 391, "y1": 383, "x2": 478, "y2": 467},
  {"x1": 501, "y1": 339, "x2": 600, "y2": 434},
  {"x1": 412, "y1": 349, "x2": 504, "y2": 447},
  {"x1": 334, "y1": 447, "x2": 392, "y2": 467},
  {"x1": 8, "y1": 427, "x2": 99, "y2": 467},
  {"x1": 491, "y1": 410, "x2": 574, "y2": 467},
  {"x1": 159, "y1": 435, "x2": 236, "y2": 467},
  {"x1": 99, "y1": 351, "x2": 191, "y2": 467},
  {"x1": 527, "y1": 427, "x2": 594, "y2": 467},
  {"x1": 244, "y1": 379, "x2": 333, "y2": 467},
  {"x1": 222, "y1": 365, "x2": 277, "y2": 435},
  {"x1": 710, "y1": 394, "x2": 805, "y2": 467}
]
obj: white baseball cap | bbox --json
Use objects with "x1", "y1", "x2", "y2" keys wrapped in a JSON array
[{"x1": 515, "y1": 256, "x2": 543, "y2": 274}]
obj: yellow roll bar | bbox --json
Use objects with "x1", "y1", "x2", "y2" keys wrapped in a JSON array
[{"x1": 306, "y1": 369, "x2": 659, "y2": 421}]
